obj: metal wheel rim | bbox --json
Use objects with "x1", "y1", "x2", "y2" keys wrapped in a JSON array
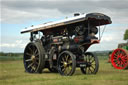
[
  {"x1": 80, "y1": 52, "x2": 99, "y2": 74},
  {"x1": 24, "y1": 43, "x2": 40, "y2": 73},
  {"x1": 84, "y1": 54, "x2": 97, "y2": 74},
  {"x1": 111, "y1": 48, "x2": 128, "y2": 69},
  {"x1": 58, "y1": 52, "x2": 75, "y2": 76}
]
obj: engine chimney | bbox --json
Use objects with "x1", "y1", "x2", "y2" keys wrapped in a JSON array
[{"x1": 74, "y1": 13, "x2": 80, "y2": 16}]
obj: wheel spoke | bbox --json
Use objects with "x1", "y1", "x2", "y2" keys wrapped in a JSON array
[
  {"x1": 86, "y1": 67, "x2": 89, "y2": 74},
  {"x1": 32, "y1": 45, "x2": 35, "y2": 52},
  {"x1": 58, "y1": 51, "x2": 76, "y2": 76},
  {"x1": 66, "y1": 55, "x2": 69, "y2": 62},
  {"x1": 35, "y1": 53, "x2": 39, "y2": 57},
  {"x1": 91, "y1": 65, "x2": 95, "y2": 70},
  {"x1": 66, "y1": 66, "x2": 71, "y2": 74},
  {"x1": 31, "y1": 65, "x2": 36, "y2": 71},
  {"x1": 34, "y1": 49, "x2": 38, "y2": 56},
  {"x1": 81, "y1": 53, "x2": 98, "y2": 74},
  {"x1": 62, "y1": 57, "x2": 65, "y2": 62},
  {"x1": 62, "y1": 67, "x2": 66, "y2": 72},
  {"x1": 60, "y1": 61, "x2": 64, "y2": 63},
  {"x1": 90, "y1": 56, "x2": 94, "y2": 61},
  {"x1": 121, "y1": 61, "x2": 124, "y2": 66},
  {"x1": 89, "y1": 67, "x2": 93, "y2": 73},
  {"x1": 34, "y1": 61, "x2": 39, "y2": 65},
  {"x1": 30, "y1": 67, "x2": 33, "y2": 72},
  {"x1": 68, "y1": 65, "x2": 72, "y2": 70},
  {"x1": 27, "y1": 63, "x2": 33, "y2": 68},
  {"x1": 68, "y1": 60, "x2": 72, "y2": 64},
  {"x1": 114, "y1": 53, "x2": 118, "y2": 57},
  {"x1": 88, "y1": 55, "x2": 92, "y2": 62},
  {"x1": 64, "y1": 67, "x2": 68, "y2": 74},
  {"x1": 91, "y1": 59, "x2": 95, "y2": 63},
  {"x1": 91, "y1": 63, "x2": 96, "y2": 66},
  {"x1": 28, "y1": 47, "x2": 33, "y2": 54},
  {"x1": 25, "y1": 59, "x2": 32, "y2": 62},
  {"x1": 26, "y1": 52, "x2": 32, "y2": 56}
]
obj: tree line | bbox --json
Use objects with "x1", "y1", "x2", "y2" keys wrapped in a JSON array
[
  {"x1": 124, "y1": 29, "x2": 128, "y2": 43},
  {"x1": 0, "y1": 52, "x2": 23, "y2": 57}
]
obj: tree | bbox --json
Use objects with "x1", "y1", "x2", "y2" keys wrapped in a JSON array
[{"x1": 124, "y1": 29, "x2": 128, "y2": 43}]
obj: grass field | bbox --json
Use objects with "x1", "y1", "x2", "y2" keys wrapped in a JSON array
[{"x1": 0, "y1": 56, "x2": 128, "y2": 85}]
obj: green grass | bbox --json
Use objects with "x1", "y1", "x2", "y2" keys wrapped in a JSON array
[{"x1": 0, "y1": 57, "x2": 128, "y2": 85}]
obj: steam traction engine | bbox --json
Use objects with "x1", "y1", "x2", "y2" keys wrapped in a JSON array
[{"x1": 21, "y1": 13, "x2": 112, "y2": 76}]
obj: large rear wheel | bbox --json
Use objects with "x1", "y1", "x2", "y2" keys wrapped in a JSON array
[
  {"x1": 111, "y1": 48, "x2": 128, "y2": 69},
  {"x1": 80, "y1": 52, "x2": 99, "y2": 74},
  {"x1": 57, "y1": 51, "x2": 76, "y2": 76},
  {"x1": 23, "y1": 42, "x2": 45, "y2": 73}
]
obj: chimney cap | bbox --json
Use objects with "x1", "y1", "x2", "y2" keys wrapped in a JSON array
[{"x1": 74, "y1": 13, "x2": 80, "y2": 16}]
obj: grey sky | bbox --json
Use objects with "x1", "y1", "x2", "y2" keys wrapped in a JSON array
[
  {"x1": 0, "y1": 0, "x2": 128, "y2": 52},
  {"x1": 1, "y1": 0, "x2": 128, "y2": 24}
]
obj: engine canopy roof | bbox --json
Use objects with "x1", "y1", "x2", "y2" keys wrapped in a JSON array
[{"x1": 21, "y1": 13, "x2": 112, "y2": 34}]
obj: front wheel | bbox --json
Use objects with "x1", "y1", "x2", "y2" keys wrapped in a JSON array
[
  {"x1": 80, "y1": 52, "x2": 99, "y2": 74},
  {"x1": 23, "y1": 42, "x2": 45, "y2": 73},
  {"x1": 57, "y1": 51, "x2": 76, "y2": 76}
]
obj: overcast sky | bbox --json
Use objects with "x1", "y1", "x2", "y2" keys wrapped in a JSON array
[{"x1": 0, "y1": 0, "x2": 128, "y2": 52}]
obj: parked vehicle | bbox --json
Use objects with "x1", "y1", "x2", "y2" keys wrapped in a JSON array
[{"x1": 21, "y1": 13, "x2": 112, "y2": 76}]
